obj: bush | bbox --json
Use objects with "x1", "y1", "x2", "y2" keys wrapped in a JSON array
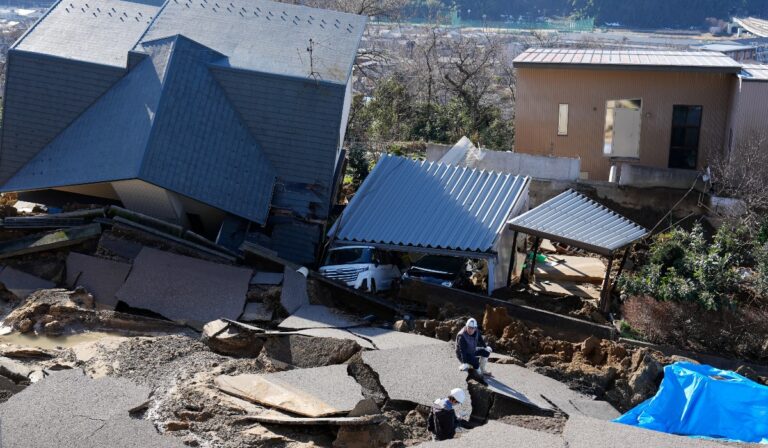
[{"x1": 619, "y1": 223, "x2": 746, "y2": 311}]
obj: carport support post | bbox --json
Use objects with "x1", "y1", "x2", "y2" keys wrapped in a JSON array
[
  {"x1": 528, "y1": 236, "x2": 541, "y2": 282},
  {"x1": 610, "y1": 247, "x2": 631, "y2": 295},
  {"x1": 599, "y1": 253, "x2": 616, "y2": 313},
  {"x1": 506, "y1": 230, "x2": 519, "y2": 287}
]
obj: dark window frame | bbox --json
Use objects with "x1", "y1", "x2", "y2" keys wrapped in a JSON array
[{"x1": 668, "y1": 105, "x2": 703, "y2": 170}]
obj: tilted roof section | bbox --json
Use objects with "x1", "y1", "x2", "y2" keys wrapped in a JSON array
[
  {"x1": 329, "y1": 156, "x2": 530, "y2": 255},
  {"x1": 514, "y1": 48, "x2": 742, "y2": 73},
  {"x1": 14, "y1": 0, "x2": 164, "y2": 67},
  {"x1": 734, "y1": 17, "x2": 768, "y2": 38},
  {"x1": 741, "y1": 64, "x2": 768, "y2": 81},
  {"x1": 139, "y1": 0, "x2": 366, "y2": 83},
  {"x1": 508, "y1": 189, "x2": 647, "y2": 256}
]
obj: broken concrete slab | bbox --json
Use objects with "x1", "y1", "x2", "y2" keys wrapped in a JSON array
[
  {"x1": 240, "y1": 302, "x2": 272, "y2": 322},
  {"x1": 0, "y1": 356, "x2": 33, "y2": 383},
  {"x1": 215, "y1": 364, "x2": 364, "y2": 417},
  {"x1": 201, "y1": 319, "x2": 264, "y2": 357},
  {"x1": 278, "y1": 304, "x2": 364, "y2": 330},
  {"x1": 251, "y1": 271, "x2": 284, "y2": 285},
  {"x1": 0, "y1": 369, "x2": 184, "y2": 447},
  {"x1": 261, "y1": 334, "x2": 361, "y2": 367},
  {"x1": 416, "y1": 421, "x2": 565, "y2": 447},
  {"x1": 296, "y1": 328, "x2": 375, "y2": 349},
  {"x1": 280, "y1": 266, "x2": 310, "y2": 314},
  {"x1": 348, "y1": 327, "x2": 448, "y2": 351},
  {"x1": 362, "y1": 344, "x2": 472, "y2": 410},
  {"x1": 534, "y1": 255, "x2": 606, "y2": 285},
  {"x1": 0, "y1": 224, "x2": 102, "y2": 260},
  {"x1": 0, "y1": 266, "x2": 55, "y2": 300},
  {"x1": 241, "y1": 412, "x2": 386, "y2": 426},
  {"x1": 97, "y1": 232, "x2": 145, "y2": 260},
  {"x1": 487, "y1": 363, "x2": 619, "y2": 420},
  {"x1": 66, "y1": 252, "x2": 132, "y2": 308},
  {"x1": 563, "y1": 416, "x2": 731, "y2": 448},
  {"x1": 115, "y1": 247, "x2": 251, "y2": 327}
]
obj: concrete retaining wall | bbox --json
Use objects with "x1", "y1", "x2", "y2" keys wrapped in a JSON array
[{"x1": 618, "y1": 164, "x2": 704, "y2": 191}]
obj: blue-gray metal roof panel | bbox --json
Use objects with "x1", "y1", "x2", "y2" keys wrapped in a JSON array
[
  {"x1": 508, "y1": 189, "x2": 647, "y2": 255},
  {"x1": 330, "y1": 156, "x2": 529, "y2": 254},
  {"x1": 140, "y1": 0, "x2": 366, "y2": 83},
  {"x1": 15, "y1": 0, "x2": 164, "y2": 67}
]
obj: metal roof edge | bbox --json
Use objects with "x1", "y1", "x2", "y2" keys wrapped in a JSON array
[
  {"x1": 513, "y1": 62, "x2": 742, "y2": 75},
  {"x1": 489, "y1": 175, "x2": 531, "y2": 249},
  {"x1": 332, "y1": 239, "x2": 496, "y2": 259},
  {"x1": 209, "y1": 58, "x2": 350, "y2": 88}
]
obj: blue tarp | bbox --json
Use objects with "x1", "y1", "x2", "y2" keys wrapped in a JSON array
[{"x1": 615, "y1": 362, "x2": 768, "y2": 443}]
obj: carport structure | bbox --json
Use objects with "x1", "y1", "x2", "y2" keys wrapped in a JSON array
[
  {"x1": 327, "y1": 155, "x2": 530, "y2": 294},
  {"x1": 507, "y1": 189, "x2": 648, "y2": 312}
]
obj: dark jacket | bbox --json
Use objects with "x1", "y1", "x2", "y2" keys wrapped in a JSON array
[
  {"x1": 455, "y1": 327, "x2": 486, "y2": 366},
  {"x1": 427, "y1": 398, "x2": 457, "y2": 440}
]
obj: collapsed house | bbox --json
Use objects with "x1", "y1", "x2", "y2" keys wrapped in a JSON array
[
  {"x1": 0, "y1": 0, "x2": 366, "y2": 264},
  {"x1": 327, "y1": 155, "x2": 530, "y2": 294}
]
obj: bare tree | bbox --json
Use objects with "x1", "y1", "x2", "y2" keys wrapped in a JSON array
[
  {"x1": 280, "y1": 0, "x2": 408, "y2": 17},
  {"x1": 710, "y1": 133, "x2": 768, "y2": 228},
  {"x1": 522, "y1": 30, "x2": 561, "y2": 49}
]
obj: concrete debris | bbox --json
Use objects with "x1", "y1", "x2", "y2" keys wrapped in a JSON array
[
  {"x1": 0, "y1": 344, "x2": 57, "y2": 359},
  {"x1": 529, "y1": 280, "x2": 601, "y2": 301},
  {"x1": 116, "y1": 247, "x2": 251, "y2": 327},
  {"x1": 65, "y1": 252, "x2": 131, "y2": 308},
  {"x1": 260, "y1": 334, "x2": 361, "y2": 368},
  {"x1": 296, "y1": 328, "x2": 375, "y2": 349},
  {"x1": 0, "y1": 266, "x2": 55, "y2": 300},
  {"x1": 279, "y1": 304, "x2": 364, "y2": 330},
  {"x1": 251, "y1": 271, "x2": 284, "y2": 285},
  {"x1": 215, "y1": 365, "x2": 364, "y2": 417},
  {"x1": 279, "y1": 266, "x2": 310, "y2": 314},
  {"x1": 533, "y1": 255, "x2": 606, "y2": 285},
  {"x1": 97, "y1": 232, "x2": 144, "y2": 260},
  {"x1": 416, "y1": 421, "x2": 565, "y2": 447},
  {"x1": 563, "y1": 416, "x2": 731, "y2": 448},
  {"x1": 201, "y1": 319, "x2": 264, "y2": 357},
  {"x1": 333, "y1": 421, "x2": 395, "y2": 448},
  {"x1": 239, "y1": 302, "x2": 272, "y2": 322},
  {"x1": 361, "y1": 344, "x2": 472, "y2": 409},
  {"x1": 0, "y1": 224, "x2": 102, "y2": 260},
  {"x1": 0, "y1": 369, "x2": 184, "y2": 448},
  {"x1": 0, "y1": 356, "x2": 33, "y2": 383}
]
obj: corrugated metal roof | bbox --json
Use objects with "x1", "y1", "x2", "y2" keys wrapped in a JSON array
[
  {"x1": 329, "y1": 155, "x2": 530, "y2": 255},
  {"x1": 507, "y1": 189, "x2": 647, "y2": 256},
  {"x1": 514, "y1": 48, "x2": 742, "y2": 73},
  {"x1": 734, "y1": 17, "x2": 768, "y2": 38},
  {"x1": 741, "y1": 64, "x2": 768, "y2": 81},
  {"x1": 695, "y1": 43, "x2": 755, "y2": 53}
]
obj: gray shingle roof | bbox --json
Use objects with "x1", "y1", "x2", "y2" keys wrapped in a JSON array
[
  {"x1": 3, "y1": 35, "x2": 277, "y2": 224},
  {"x1": 140, "y1": 0, "x2": 366, "y2": 83},
  {"x1": 514, "y1": 48, "x2": 742, "y2": 73},
  {"x1": 329, "y1": 155, "x2": 530, "y2": 255},
  {"x1": 508, "y1": 189, "x2": 647, "y2": 256},
  {"x1": 15, "y1": 0, "x2": 164, "y2": 67}
]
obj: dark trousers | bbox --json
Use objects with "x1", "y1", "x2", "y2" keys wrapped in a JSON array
[{"x1": 468, "y1": 348, "x2": 490, "y2": 369}]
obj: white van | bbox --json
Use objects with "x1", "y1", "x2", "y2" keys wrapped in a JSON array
[{"x1": 319, "y1": 246, "x2": 401, "y2": 292}]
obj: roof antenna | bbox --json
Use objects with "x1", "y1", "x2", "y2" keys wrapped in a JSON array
[{"x1": 306, "y1": 38, "x2": 320, "y2": 81}]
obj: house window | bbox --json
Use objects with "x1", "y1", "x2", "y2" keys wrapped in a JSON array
[
  {"x1": 558, "y1": 104, "x2": 569, "y2": 136},
  {"x1": 668, "y1": 105, "x2": 702, "y2": 170},
  {"x1": 603, "y1": 99, "x2": 642, "y2": 158}
]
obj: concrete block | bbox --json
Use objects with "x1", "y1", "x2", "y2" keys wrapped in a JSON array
[
  {"x1": 280, "y1": 266, "x2": 309, "y2": 314},
  {"x1": 0, "y1": 266, "x2": 55, "y2": 300},
  {"x1": 279, "y1": 305, "x2": 363, "y2": 330},
  {"x1": 115, "y1": 247, "x2": 251, "y2": 327},
  {"x1": 0, "y1": 369, "x2": 184, "y2": 448},
  {"x1": 563, "y1": 416, "x2": 730, "y2": 448},
  {"x1": 362, "y1": 344, "x2": 472, "y2": 410},
  {"x1": 65, "y1": 252, "x2": 132, "y2": 308},
  {"x1": 215, "y1": 364, "x2": 364, "y2": 417},
  {"x1": 618, "y1": 164, "x2": 703, "y2": 190},
  {"x1": 416, "y1": 420, "x2": 565, "y2": 447}
]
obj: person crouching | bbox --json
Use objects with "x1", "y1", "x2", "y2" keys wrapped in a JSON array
[{"x1": 455, "y1": 318, "x2": 493, "y2": 376}]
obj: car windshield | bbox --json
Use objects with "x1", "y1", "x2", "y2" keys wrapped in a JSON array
[
  {"x1": 324, "y1": 248, "x2": 373, "y2": 265},
  {"x1": 411, "y1": 256, "x2": 465, "y2": 275}
]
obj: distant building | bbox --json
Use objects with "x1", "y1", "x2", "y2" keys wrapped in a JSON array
[
  {"x1": 513, "y1": 48, "x2": 768, "y2": 181},
  {"x1": 0, "y1": 0, "x2": 366, "y2": 264},
  {"x1": 692, "y1": 43, "x2": 757, "y2": 62}
]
